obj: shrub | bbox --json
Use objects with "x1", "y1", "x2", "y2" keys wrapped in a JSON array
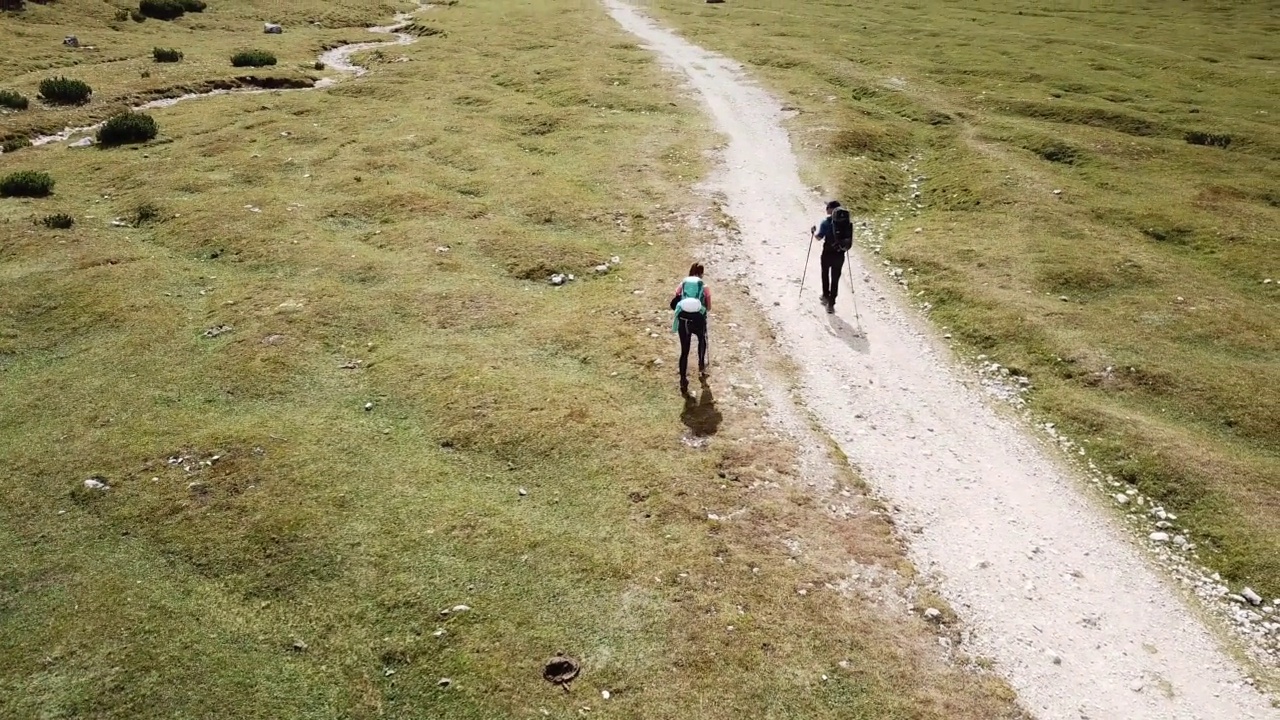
[
  {"x1": 130, "y1": 202, "x2": 162, "y2": 225},
  {"x1": 2, "y1": 137, "x2": 31, "y2": 153},
  {"x1": 41, "y1": 213, "x2": 74, "y2": 229},
  {"x1": 114, "y1": 7, "x2": 129, "y2": 21},
  {"x1": 1185, "y1": 131, "x2": 1232, "y2": 149},
  {"x1": 314, "y1": 60, "x2": 325, "y2": 70},
  {"x1": 138, "y1": 0, "x2": 184, "y2": 20},
  {"x1": 179, "y1": 0, "x2": 205, "y2": 11},
  {"x1": 38, "y1": 76, "x2": 92, "y2": 105},
  {"x1": 153, "y1": 47, "x2": 183, "y2": 62},
  {"x1": 130, "y1": 9, "x2": 144, "y2": 21},
  {"x1": 96, "y1": 111, "x2": 158, "y2": 146},
  {"x1": 231, "y1": 49, "x2": 276, "y2": 67},
  {"x1": 1, "y1": 0, "x2": 26, "y2": 11},
  {"x1": 0, "y1": 89, "x2": 28, "y2": 110},
  {"x1": 1, "y1": 171, "x2": 55, "y2": 198}
]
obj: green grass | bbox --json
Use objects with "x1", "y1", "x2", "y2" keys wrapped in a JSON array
[
  {"x1": 647, "y1": 0, "x2": 1280, "y2": 596},
  {"x1": 0, "y1": 1, "x2": 1026, "y2": 718}
]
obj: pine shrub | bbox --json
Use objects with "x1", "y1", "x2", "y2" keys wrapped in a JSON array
[
  {"x1": 179, "y1": 0, "x2": 205, "y2": 11},
  {"x1": 153, "y1": 47, "x2": 183, "y2": 62},
  {"x1": 138, "y1": 0, "x2": 184, "y2": 20},
  {"x1": 41, "y1": 213, "x2": 74, "y2": 229},
  {"x1": 2, "y1": 137, "x2": 31, "y2": 153},
  {"x1": 96, "y1": 111, "x2": 159, "y2": 146},
  {"x1": 0, "y1": 171, "x2": 55, "y2": 198},
  {"x1": 231, "y1": 49, "x2": 276, "y2": 67},
  {"x1": 38, "y1": 77, "x2": 92, "y2": 105},
  {"x1": 0, "y1": 89, "x2": 29, "y2": 110}
]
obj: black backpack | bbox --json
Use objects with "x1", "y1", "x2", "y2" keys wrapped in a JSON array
[{"x1": 829, "y1": 207, "x2": 854, "y2": 252}]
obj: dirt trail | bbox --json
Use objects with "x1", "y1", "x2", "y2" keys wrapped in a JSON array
[{"x1": 603, "y1": 1, "x2": 1277, "y2": 718}]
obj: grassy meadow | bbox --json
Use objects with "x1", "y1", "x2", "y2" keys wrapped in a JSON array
[
  {"x1": 646, "y1": 0, "x2": 1280, "y2": 598},
  {"x1": 0, "y1": 1, "x2": 1026, "y2": 718}
]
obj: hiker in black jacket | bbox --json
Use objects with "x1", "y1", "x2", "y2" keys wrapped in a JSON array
[{"x1": 811, "y1": 200, "x2": 854, "y2": 314}]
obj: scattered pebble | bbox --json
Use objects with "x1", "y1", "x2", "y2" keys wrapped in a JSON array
[
  {"x1": 1149, "y1": 532, "x2": 1170, "y2": 543},
  {"x1": 924, "y1": 608, "x2": 942, "y2": 622},
  {"x1": 437, "y1": 678, "x2": 451, "y2": 687},
  {"x1": 1114, "y1": 493, "x2": 1130, "y2": 505},
  {"x1": 364, "y1": 402, "x2": 374, "y2": 411},
  {"x1": 83, "y1": 478, "x2": 107, "y2": 490},
  {"x1": 1243, "y1": 588, "x2": 1264, "y2": 606},
  {"x1": 601, "y1": 690, "x2": 611, "y2": 700}
]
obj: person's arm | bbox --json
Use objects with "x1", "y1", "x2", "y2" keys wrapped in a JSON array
[
  {"x1": 814, "y1": 218, "x2": 831, "y2": 241},
  {"x1": 703, "y1": 286, "x2": 711, "y2": 314}
]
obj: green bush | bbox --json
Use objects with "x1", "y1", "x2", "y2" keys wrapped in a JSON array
[
  {"x1": 2, "y1": 137, "x2": 31, "y2": 154},
  {"x1": 231, "y1": 49, "x2": 277, "y2": 67},
  {"x1": 38, "y1": 77, "x2": 92, "y2": 105},
  {"x1": 0, "y1": 171, "x2": 55, "y2": 198},
  {"x1": 96, "y1": 111, "x2": 158, "y2": 146},
  {"x1": 138, "y1": 0, "x2": 184, "y2": 20},
  {"x1": 179, "y1": 0, "x2": 205, "y2": 11},
  {"x1": 314, "y1": 60, "x2": 325, "y2": 70},
  {"x1": 0, "y1": 89, "x2": 29, "y2": 110},
  {"x1": 41, "y1": 213, "x2": 74, "y2": 229},
  {"x1": 130, "y1": 9, "x2": 145, "y2": 22},
  {"x1": 153, "y1": 47, "x2": 183, "y2": 62}
]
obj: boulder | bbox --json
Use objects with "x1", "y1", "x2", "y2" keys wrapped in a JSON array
[
  {"x1": 263, "y1": 22, "x2": 283, "y2": 34},
  {"x1": 63, "y1": 36, "x2": 79, "y2": 48}
]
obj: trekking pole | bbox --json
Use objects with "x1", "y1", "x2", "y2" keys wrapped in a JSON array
[
  {"x1": 845, "y1": 252, "x2": 863, "y2": 329},
  {"x1": 799, "y1": 229, "x2": 815, "y2": 298}
]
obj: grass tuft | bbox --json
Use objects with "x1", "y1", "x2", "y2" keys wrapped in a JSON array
[{"x1": 39, "y1": 212, "x2": 74, "y2": 229}]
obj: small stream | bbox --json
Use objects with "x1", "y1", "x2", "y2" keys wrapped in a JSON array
[{"x1": 12, "y1": 3, "x2": 429, "y2": 150}]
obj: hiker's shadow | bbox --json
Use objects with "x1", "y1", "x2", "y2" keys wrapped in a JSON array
[
  {"x1": 826, "y1": 313, "x2": 870, "y2": 354},
  {"x1": 681, "y1": 382, "x2": 723, "y2": 437}
]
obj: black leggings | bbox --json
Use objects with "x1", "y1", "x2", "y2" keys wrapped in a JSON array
[
  {"x1": 677, "y1": 311, "x2": 707, "y2": 381},
  {"x1": 821, "y1": 249, "x2": 845, "y2": 302}
]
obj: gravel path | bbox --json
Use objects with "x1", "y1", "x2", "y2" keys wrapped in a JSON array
[{"x1": 603, "y1": 1, "x2": 1278, "y2": 717}]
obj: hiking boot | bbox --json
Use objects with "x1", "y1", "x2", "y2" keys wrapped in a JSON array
[
  {"x1": 680, "y1": 379, "x2": 689, "y2": 396},
  {"x1": 826, "y1": 301, "x2": 835, "y2": 314}
]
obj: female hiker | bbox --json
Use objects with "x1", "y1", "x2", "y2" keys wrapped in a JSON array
[{"x1": 670, "y1": 263, "x2": 711, "y2": 396}]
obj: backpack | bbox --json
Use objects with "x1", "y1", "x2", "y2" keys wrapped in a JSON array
[
  {"x1": 670, "y1": 276, "x2": 706, "y2": 331},
  {"x1": 829, "y1": 207, "x2": 854, "y2": 252}
]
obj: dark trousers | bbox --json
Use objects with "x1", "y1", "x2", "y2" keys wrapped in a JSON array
[
  {"x1": 821, "y1": 249, "x2": 845, "y2": 302},
  {"x1": 676, "y1": 311, "x2": 707, "y2": 382}
]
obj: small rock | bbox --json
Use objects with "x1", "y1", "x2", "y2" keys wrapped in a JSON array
[
  {"x1": 202, "y1": 325, "x2": 232, "y2": 338},
  {"x1": 451, "y1": 604, "x2": 471, "y2": 614},
  {"x1": 1053, "y1": 189, "x2": 1063, "y2": 195},
  {"x1": 1114, "y1": 493, "x2": 1129, "y2": 505},
  {"x1": 69, "y1": 137, "x2": 95, "y2": 148},
  {"x1": 1173, "y1": 535, "x2": 1188, "y2": 548},
  {"x1": 609, "y1": 256, "x2": 621, "y2": 264},
  {"x1": 923, "y1": 608, "x2": 942, "y2": 622},
  {"x1": 1046, "y1": 651, "x2": 1062, "y2": 665},
  {"x1": 518, "y1": 488, "x2": 528, "y2": 496},
  {"x1": 364, "y1": 402, "x2": 374, "y2": 411},
  {"x1": 1243, "y1": 587, "x2": 1264, "y2": 606},
  {"x1": 594, "y1": 264, "x2": 610, "y2": 274},
  {"x1": 437, "y1": 678, "x2": 451, "y2": 687},
  {"x1": 914, "y1": 227, "x2": 923, "y2": 233},
  {"x1": 1059, "y1": 295, "x2": 1070, "y2": 302},
  {"x1": 550, "y1": 273, "x2": 566, "y2": 286},
  {"x1": 1149, "y1": 532, "x2": 1170, "y2": 543},
  {"x1": 291, "y1": 639, "x2": 308, "y2": 652},
  {"x1": 435, "y1": 246, "x2": 450, "y2": 253},
  {"x1": 262, "y1": 334, "x2": 287, "y2": 346},
  {"x1": 432, "y1": 629, "x2": 445, "y2": 637},
  {"x1": 264, "y1": 22, "x2": 283, "y2": 34},
  {"x1": 83, "y1": 478, "x2": 108, "y2": 490},
  {"x1": 601, "y1": 690, "x2": 611, "y2": 700},
  {"x1": 1155, "y1": 520, "x2": 1173, "y2": 530},
  {"x1": 1263, "y1": 278, "x2": 1273, "y2": 284},
  {"x1": 1228, "y1": 594, "x2": 1248, "y2": 604},
  {"x1": 1130, "y1": 680, "x2": 1144, "y2": 693},
  {"x1": 63, "y1": 36, "x2": 79, "y2": 48}
]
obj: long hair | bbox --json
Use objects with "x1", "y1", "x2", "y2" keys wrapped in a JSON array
[{"x1": 688, "y1": 263, "x2": 705, "y2": 277}]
